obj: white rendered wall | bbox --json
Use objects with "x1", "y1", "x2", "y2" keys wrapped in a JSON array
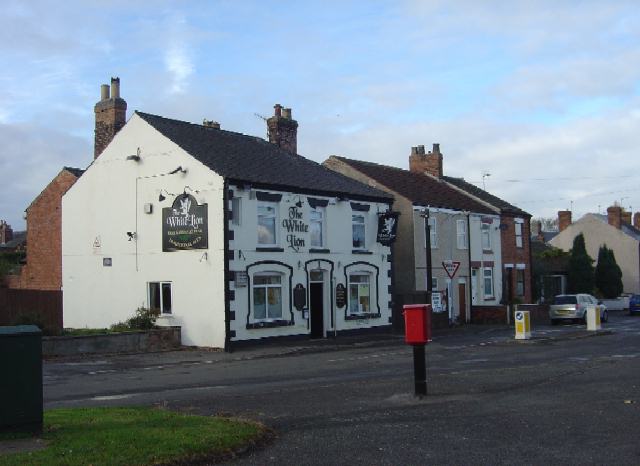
[
  {"x1": 227, "y1": 186, "x2": 393, "y2": 342},
  {"x1": 62, "y1": 114, "x2": 226, "y2": 347}
]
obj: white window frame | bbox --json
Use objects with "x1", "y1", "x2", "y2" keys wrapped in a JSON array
[
  {"x1": 310, "y1": 207, "x2": 325, "y2": 248},
  {"x1": 352, "y1": 214, "x2": 366, "y2": 249},
  {"x1": 348, "y1": 273, "x2": 371, "y2": 315},
  {"x1": 456, "y1": 219, "x2": 467, "y2": 249},
  {"x1": 426, "y1": 217, "x2": 438, "y2": 248},
  {"x1": 515, "y1": 222, "x2": 523, "y2": 248},
  {"x1": 483, "y1": 268, "x2": 494, "y2": 298},
  {"x1": 257, "y1": 201, "x2": 278, "y2": 246},
  {"x1": 252, "y1": 272, "x2": 283, "y2": 321},
  {"x1": 481, "y1": 223, "x2": 491, "y2": 250},
  {"x1": 148, "y1": 281, "x2": 172, "y2": 315}
]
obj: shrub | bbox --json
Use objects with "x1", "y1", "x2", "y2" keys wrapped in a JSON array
[{"x1": 110, "y1": 307, "x2": 160, "y2": 331}]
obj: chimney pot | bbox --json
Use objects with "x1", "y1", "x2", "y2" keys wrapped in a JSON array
[
  {"x1": 274, "y1": 104, "x2": 282, "y2": 117},
  {"x1": 558, "y1": 210, "x2": 572, "y2": 232},
  {"x1": 100, "y1": 84, "x2": 110, "y2": 101},
  {"x1": 433, "y1": 143, "x2": 440, "y2": 154},
  {"x1": 607, "y1": 205, "x2": 622, "y2": 229},
  {"x1": 111, "y1": 77, "x2": 120, "y2": 99},
  {"x1": 282, "y1": 108, "x2": 292, "y2": 119},
  {"x1": 417, "y1": 145, "x2": 425, "y2": 155}
]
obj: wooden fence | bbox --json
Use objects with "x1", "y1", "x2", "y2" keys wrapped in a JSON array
[{"x1": 0, "y1": 288, "x2": 63, "y2": 335}]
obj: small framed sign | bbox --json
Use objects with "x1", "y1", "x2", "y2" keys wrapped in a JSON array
[
  {"x1": 335, "y1": 283, "x2": 346, "y2": 308},
  {"x1": 235, "y1": 271, "x2": 248, "y2": 288},
  {"x1": 293, "y1": 283, "x2": 307, "y2": 311},
  {"x1": 103, "y1": 257, "x2": 112, "y2": 267}
]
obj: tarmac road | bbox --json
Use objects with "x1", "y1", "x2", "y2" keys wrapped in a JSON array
[{"x1": 44, "y1": 312, "x2": 640, "y2": 465}]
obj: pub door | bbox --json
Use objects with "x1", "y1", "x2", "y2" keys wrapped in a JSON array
[{"x1": 310, "y1": 282, "x2": 324, "y2": 339}]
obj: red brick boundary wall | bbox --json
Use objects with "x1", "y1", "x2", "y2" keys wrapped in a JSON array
[
  {"x1": 515, "y1": 304, "x2": 549, "y2": 325},
  {"x1": 0, "y1": 288, "x2": 63, "y2": 335},
  {"x1": 470, "y1": 305, "x2": 507, "y2": 324}
]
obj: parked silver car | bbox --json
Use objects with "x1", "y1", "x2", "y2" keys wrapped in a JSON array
[{"x1": 549, "y1": 294, "x2": 608, "y2": 325}]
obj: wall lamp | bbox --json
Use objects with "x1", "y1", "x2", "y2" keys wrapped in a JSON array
[{"x1": 126, "y1": 147, "x2": 141, "y2": 162}]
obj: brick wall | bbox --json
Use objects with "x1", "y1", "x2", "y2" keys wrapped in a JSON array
[
  {"x1": 470, "y1": 305, "x2": 507, "y2": 324},
  {"x1": 500, "y1": 215, "x2": 533, "y2": 303},
  {"x1": 10, "y1": 170, "x2": 80, "y2": 290}
]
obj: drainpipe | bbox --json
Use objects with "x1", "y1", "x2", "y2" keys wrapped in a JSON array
[
  {"x1": 223, "y1": 180, "x2": 232, "y2": 352},
  {"x1": 423, "y1": 207, "x2": 433, "y2": 306},
  {"x1": 466, "y1": 212, "x2": 472, "y2": 323}
]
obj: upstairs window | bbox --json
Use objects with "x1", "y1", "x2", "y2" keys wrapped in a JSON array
[
  {"x1": 352, "y1": 214, "x2": 366, "y2": 249},
  {"x1": 149, "y1": 282, "x2": 172, "y2": 315},
  {"x1": 515, "y1": 222, "x2": 523, "y2": 248},
  {"x1": 257, "y1": 202, "x2": 277, "y2": 246},
  {"x1": 426, "y1": 217, "x2": 438, "y2": 248},
  {"x1": 456, "y1": 219, "x2": 467, "y2": 249},
  {"x1": 310, "y1": 208, "x2": 325, "y2": 248},
  {"x1": 481, "y1": 223, "x2": 492, "y2": 250},
  {"x1": 253, "y1": 274, "x2": 283, "y2": 320}
]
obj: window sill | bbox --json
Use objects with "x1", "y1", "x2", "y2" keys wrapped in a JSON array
[
  {"x1": 246, "y1": 319, "x2": 293, "y2": 329},
  {"x1": 482, "y1": 250, "x2": 493, "y2": 254},
  {"x1": 256, "y1": 247, "x2": 285, "y2": 252},
  {"x1": 309, "y1": 248, "x2": 330, "y2": 254},
  {"x1": 345, "y1": 313, "x2": 381, "y2": 320},
  {"x1": 352, "y1": 249, "x2": 373, "y2": 255}
]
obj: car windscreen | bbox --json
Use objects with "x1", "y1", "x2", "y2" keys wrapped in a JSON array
[{"x1": 554, "y1": 296, "x2": 577, "y2": 304}]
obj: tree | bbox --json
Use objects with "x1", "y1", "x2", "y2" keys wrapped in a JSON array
[
  {"x1": 567, "y1": 233, "x2": 594, "y2": 294},
  {"x1": 595, "y1": 245, "x2": 623, "y2": 298}
]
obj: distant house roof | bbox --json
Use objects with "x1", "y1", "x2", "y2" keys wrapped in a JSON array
[
  {"x1": 0, "y1": 230, "x2": 26, "y2": 251},
  {"x1": 136, "y1": 112, "x2": 392, "y2": 202},
  {"x1": 442, "y1": 176, "x2": 530, "y2": 217},
  {"x1": 531, "y1": 231, "x2": 559, "y2": 243},
  {"x1": 591, "y1": 214, "x2": 640, "y2": 241},
  {"x1": 327, "y1": 156, "x2": 495, "y2": 214},
  {"x1": 63, "y1": 166, "x2": 85, "y2": 178}
]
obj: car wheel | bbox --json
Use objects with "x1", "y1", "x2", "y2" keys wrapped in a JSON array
[{"x1": 602, "y1": 310, "x2": 608, "y2": 323}]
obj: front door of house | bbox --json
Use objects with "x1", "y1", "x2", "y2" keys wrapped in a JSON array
[
  {"x1": 458, "y1": 282, "x2": 466, "y2": 324},
  {"x1": 310, "y1": 271, "x2": 324, "y2": 339}
]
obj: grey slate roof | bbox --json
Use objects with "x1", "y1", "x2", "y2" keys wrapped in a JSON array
[
  {"x1": 442, "y1": 175, "x2": 530, "y2": 217},
  {"x1": 328, "y1": 156, "x2": 495, "y2": 214},
  {"x1": 0, "y1": 230, "x2": 26, "y2": 250},
  {"x1": 592, "y1": 214, "x2": 640, "y2": 241},
  {"x1": 136, "y1": 112, "x2": 392, "y2": 202}
]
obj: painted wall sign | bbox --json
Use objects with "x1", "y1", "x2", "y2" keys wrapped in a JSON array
[
  {"x1": 282, "y1": 205, "x2": 309, "y2": 252},
  {"x1": 335, "y1": 283, "x2": 346, "y2": 308},
  {"x1": 377, "y1": 212, "x2": 399, "y2": 245},
  {"x1": 431, "y1": 292, "x2": 442, "y2": 312},
  {"x1": 235, "y1": 271, "x2": 248, "y2": 288},
  {"x1": 293, "y1": 283, "x2": 306, "y2": 311},
  {"x1": 162, "y1": 193, "x2": 208, "y2": 251}
]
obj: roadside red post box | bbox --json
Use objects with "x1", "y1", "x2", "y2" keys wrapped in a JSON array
[{"x1": 403, "y1": 304, "x2": 431, "y2": 345}]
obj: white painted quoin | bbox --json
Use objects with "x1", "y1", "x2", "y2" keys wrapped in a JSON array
[{"x1": 62, "y1": 112, "x2": 393, "y2": 349}]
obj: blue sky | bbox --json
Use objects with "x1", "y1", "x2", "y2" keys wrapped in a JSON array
[{"x1": 2, "y1": 0, "x2": 640, "y2": 229}]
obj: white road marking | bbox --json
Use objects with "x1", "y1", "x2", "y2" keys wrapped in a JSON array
[
  {"x1": 92, "y1": 394, "x2": 133, "y2": 401},
  {"x1": 87, "y1": 370, "x2": 117, "y2": 375}
]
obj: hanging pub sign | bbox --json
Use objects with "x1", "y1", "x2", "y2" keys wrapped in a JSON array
[
  {"x1": 162, "y1": 193, "x2": 208, "y2": 251},
  {"x1": 335, "y1": 283, "x2": 346, "y2": 308},
  {"x1": 376, "y1": 212, "x2": 399, "y2": 246}
]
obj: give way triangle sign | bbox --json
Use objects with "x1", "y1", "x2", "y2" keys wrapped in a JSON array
[{"x1": 442, "y1": 260, "x2": 461, "y2": 279}]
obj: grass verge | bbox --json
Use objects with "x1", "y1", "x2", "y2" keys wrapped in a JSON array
[{"x1": 0, "y1": 407, "x2": 269, "y2": 466}]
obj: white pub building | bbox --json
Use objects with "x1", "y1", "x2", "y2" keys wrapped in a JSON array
[{"x1": 62, "y1": 96, "x2": 394, "y2": 350}]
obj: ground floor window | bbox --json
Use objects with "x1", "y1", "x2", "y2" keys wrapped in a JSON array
[
  {"x1": 253, "y1": 274, "x2": 283, "y2": 320},
  {"x1": 149, "y1": 282, "x2": 172, "y2": 314},
  {"x1": 516, "y1": 269, "x2": 525, "y2": 297},
  {"x1": 483, "y1": 268, "x2": 494, "y2": 298},
  {"x1": 348, "y1": 273, "x2": 371, "y2": 314}
]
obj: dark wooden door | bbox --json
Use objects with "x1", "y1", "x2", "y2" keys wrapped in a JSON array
[
  {"x1": 310, "y1": 283, "x2": 324, "y2": 339},
  {"x1": 458, "y1": 283, "x2": 466, "y2": 324}
]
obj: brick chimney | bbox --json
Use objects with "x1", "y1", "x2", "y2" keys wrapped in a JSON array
[
  {"x1": 634, "y1": 212, "x2": 640, "y2": 230},
  {"x1": 0, "y1": 220, "x2": 13, "y2": 245},
  {"x1": 267, "y1": 104, "x2": 298, "y2": 155},
  {"x1": 94, "y1": 77, "x2": 127, "y2": 159},
  {"x1": 621, "y1": 209, "x2": 632, "y2": 225},
  {"x1": 409, "y1": 143, "x2": 443, "y2": 177},
  {"x1": 558, "y1": 210, "x2": 572, "y2": 232},
  {"x1": 607, "y1": 205, "x2": 622, "y2": 229}
]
